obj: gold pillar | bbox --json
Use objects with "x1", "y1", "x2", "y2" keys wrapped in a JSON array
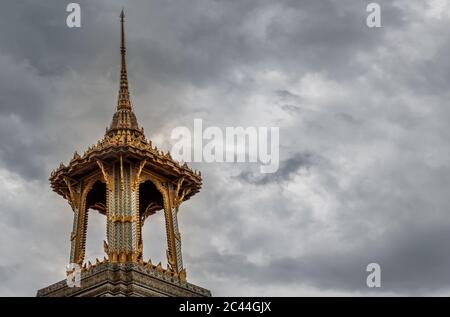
[
  {"x1": 103, "y1": 158, "x2": 141, "y2": 263},
  {"x1": 162, "y1": 183, "x2": 185, "y2": 278}
]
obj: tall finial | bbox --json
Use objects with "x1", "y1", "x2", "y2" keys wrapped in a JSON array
[
  {"x1": 117, "y1": 9, "x2": 131, "y2": 110},
  {"x1": 106, "y1": 10, "x2": 142, "y2": 137}
]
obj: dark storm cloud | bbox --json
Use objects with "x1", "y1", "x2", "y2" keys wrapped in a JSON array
[
  {"x1": 188, "y1": 219, "x2": 450, "y2": 294},
  {"x1": 0, "y1": 54, "x2": 53, "y2": 179},
  {"x1": 1, "y1": 0, "x2": 450, "y2": 296},
  {"x1": 128, "y1": 0, "x2": 400, "y2": 87},
  {"x1": 0, "y1": 1, "x2": 118, "y2": 76},
  {"x1": 236, "y1": 152, "x2": 314, "y2": 185}
]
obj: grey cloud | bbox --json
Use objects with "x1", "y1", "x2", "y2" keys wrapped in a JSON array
[
  {"x1": 188, "y1": 220, "x2": 450, "y2": 294},
  {"x1": 1, "y1": 0, "x2": 450, "y2": 297},
  {"x1": 236, "y1": 152, "x2": 314, "y2": 185}
]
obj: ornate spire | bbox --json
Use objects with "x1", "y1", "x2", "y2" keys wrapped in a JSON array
[
  {"x1": 118, "y1": 9, "x2": 131, "y2": 110},
  {"x1": 106, "y1": 9, "x2": 143, "y2": 137}
]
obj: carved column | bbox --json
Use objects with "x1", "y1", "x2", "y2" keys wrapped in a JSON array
[
  {"x1": 74, "y1": 191, "x2": 89, "y2": 264},
  {"x1": 69, "y1": 207, "x2": 79, "y2": 264},
  {"x1": 103, "y1": 157, "x2": 141, "y2": 262},
  {"x1": 64, "y1": 177, "x2": 83, "y2": 265},
  {"x1": 162, "y1": 183, "x2": 185, "y2": 278}
]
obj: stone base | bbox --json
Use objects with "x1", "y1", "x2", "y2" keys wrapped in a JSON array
[{"x1": 37, "y1": 262, "x2": 211, "y2": 297}]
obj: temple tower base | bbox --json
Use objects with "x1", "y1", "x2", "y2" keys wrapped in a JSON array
[{"x1": 37, "y1": 262, "x2": 211, "y2": 297}]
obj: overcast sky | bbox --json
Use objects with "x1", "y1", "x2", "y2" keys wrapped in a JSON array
[{"x1": 1, "y1": 0, "x2": 450, "y2": 296}]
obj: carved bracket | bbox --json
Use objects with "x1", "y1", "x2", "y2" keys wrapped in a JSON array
[
  {"x1": 96, "y1": 159, "x2": 113, "y2": 190},
  {"x1": 132, "y1": 159, "x2": 147, "y2": 191},
  {"x1": 173, "y1": 177, "x2": 191, "y2": 208},
  {"x1": 63, "y1": 176, "x2": 80, "y2": 209}
]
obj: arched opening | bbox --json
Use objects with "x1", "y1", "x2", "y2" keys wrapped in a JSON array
[
  {"x1": 85, "y1": 180, "x2": 107, "y2": 262},
  {"x1": 139, "y1": 180, "x2": 166, "y2": 266},
  {"x1": 139, "y1": 180, "x2": 163, "y2": 219},
  {"x1": 86, "y1": 181, "x2": 106, "y2": 215}
]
